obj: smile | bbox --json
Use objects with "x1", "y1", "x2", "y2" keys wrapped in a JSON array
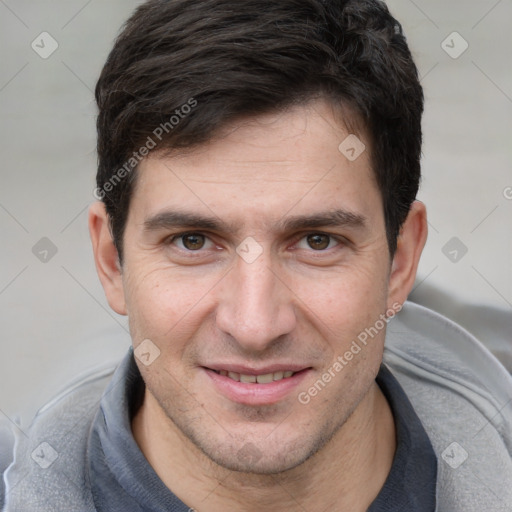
[
  {"x1": 211, "y1": 369, "x2": 296, "y2": 384},
  {"x1": 204, "y1": 367, "x2": 311, "y2": 405}
]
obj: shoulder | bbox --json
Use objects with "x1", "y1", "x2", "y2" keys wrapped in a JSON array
[
  {"x1": 384, "y1": 301, "x2": 512, "y2": 511},
  {"x1": 2, "y1": 363, "x2": 117, "y2": 512}
]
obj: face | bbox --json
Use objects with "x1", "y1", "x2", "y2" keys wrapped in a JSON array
[{"x1": 104, "y1": 100, "x2": 405, "y2": 474}]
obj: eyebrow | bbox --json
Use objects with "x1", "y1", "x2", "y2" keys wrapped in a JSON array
[{"x1": 143, "y1": 209, "x2": 367, "y2": 235}]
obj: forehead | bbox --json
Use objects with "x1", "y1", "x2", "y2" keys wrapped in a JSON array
[{"x1": 129, "y1": 100, "x2": 382, "y2": 231}]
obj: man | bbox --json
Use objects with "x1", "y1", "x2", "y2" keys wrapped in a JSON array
[{"x1": 2, "y1": 0, "x2": 511, "y2": 510}]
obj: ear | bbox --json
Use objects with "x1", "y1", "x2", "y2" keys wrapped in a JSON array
[
  {"x1": 88, "y1": 201, "x2": 127, "y2": 315},
  {"x1": 387, "y1": 200, "x2": 428, "y2": 309}
]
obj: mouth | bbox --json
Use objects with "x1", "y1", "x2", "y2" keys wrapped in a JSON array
[
  {"x1": 202, "y1": 366, "x2": 311, "y2": 405},
  {"x1": 210, "y1": 369, "x2": 297, "y2": 384}
]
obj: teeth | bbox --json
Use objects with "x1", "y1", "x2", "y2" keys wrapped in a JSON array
[
  {"x1": 215, "y1": 369, "x2": 296, "y2": 383},
  {"x1": 256, "y1": 373, "x2": 274, "y2": 384}
]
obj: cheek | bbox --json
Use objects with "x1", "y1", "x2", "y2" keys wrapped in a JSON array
[
  {"x1": 289, "y1": 267, "x2": 389, "y2": 366},
  {"x1": 295, "y1": 264, "x2": 388, "y2": 327},
  {"x1": 122, "y1": 263, "x2": 219, "y2": 345}
]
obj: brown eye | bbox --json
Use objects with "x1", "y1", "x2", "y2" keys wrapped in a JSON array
[
  {"x1": 180, "y1": 233, "x2": 206, "y2": 250},
  {"x1": 306, "y1": 234, "x2": 331, "y2": 250}
]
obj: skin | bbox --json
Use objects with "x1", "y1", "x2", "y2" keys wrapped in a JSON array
[{"x1": 89, "y1": 99, "x2": 427, "y2": 512}]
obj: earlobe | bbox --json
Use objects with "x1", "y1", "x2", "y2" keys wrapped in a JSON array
[
  {"x1": 387, "y1": 201, "x2": 428, "y2": 309},
  {"x1": 88, "y1": 201, "x2": 127, "y2": 315}
]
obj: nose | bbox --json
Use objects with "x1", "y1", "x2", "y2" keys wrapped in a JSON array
[{"x1": 215, "y1": 249, "x2": 297, "y2": 352}]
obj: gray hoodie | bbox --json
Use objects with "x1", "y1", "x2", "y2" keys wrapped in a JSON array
[{"x1": 2, "y1": 302, "x2": 512, "y2": 511}]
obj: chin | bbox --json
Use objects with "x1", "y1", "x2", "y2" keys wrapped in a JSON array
[
  {"x1": 202, "y1": 447, "x2": 308, "y2": 475},
  {"x1": 192, "y1": 427, "x2": 334, "y2": 476}
]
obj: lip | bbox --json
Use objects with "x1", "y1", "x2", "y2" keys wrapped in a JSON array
[
  {"x1": 203, "y1": 366, "x2": 311, "y2": 405},
  {"x1": 205, "y1": 363, "x2": 309, "y2": 375}
]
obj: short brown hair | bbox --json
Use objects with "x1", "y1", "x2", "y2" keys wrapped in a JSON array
[{"x1": 95, "y1": 0, "x2": 424, "y2": 263}]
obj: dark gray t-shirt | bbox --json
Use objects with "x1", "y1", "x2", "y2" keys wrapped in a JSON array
[{"x1": 88, "y1": 349, "x2": 437, "y2": 511}]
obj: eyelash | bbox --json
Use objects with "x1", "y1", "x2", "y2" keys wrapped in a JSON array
[
  {"x1": 168, "y1": 232, "x2": 216, "y2": 252},
  {"x1": 167, "y1": 231, "x2": 345, "y2": 254}
]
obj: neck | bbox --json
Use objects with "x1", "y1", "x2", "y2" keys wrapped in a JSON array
[{"x1": 132, "y1": 381, "x2": 396, "y2": 512}]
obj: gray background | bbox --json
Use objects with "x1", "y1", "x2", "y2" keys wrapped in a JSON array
[{"x1": 0, "y1": 0, "x2": 511, "y2": 431}]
